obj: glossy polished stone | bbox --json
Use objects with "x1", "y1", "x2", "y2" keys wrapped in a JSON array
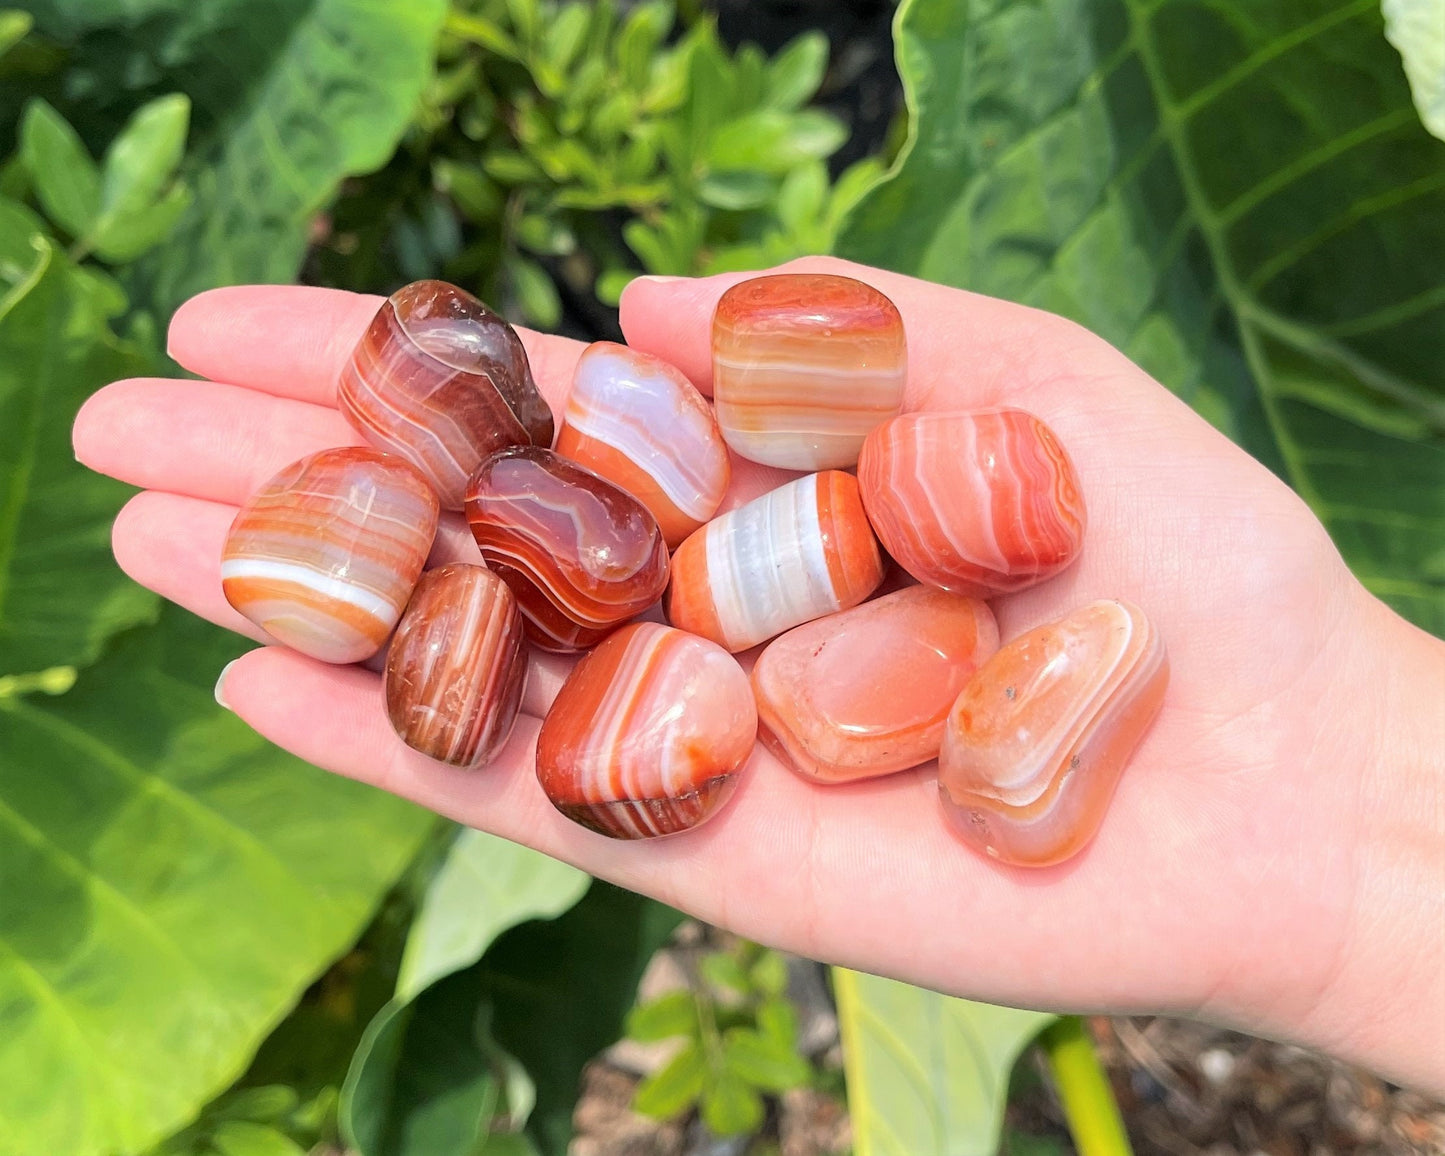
[
  {"x1": 939, "y1": 600, "x2": 1168, "y2": 867},
  {"x1": 667, "y1": 471, "x2": 885, "y2": 653},
  {"x1": 385, "y1": 564, "x2": 527, "y2": 768},
  {"x1": 465, "y1": 446, "x2": 669, "y2": 652},
  {"x1": 555, "y1": 342, "x2": 730, "y2": 547},
  {"x1": 222, "y1": 447, "x2": 438, "y2": 664},
  {"x1": 858, "y1": 409, "x2": 1086, "y2": 597},
  {"x1": 339, "y1": 279, "x2": 554, "y2": 509},
  {"x1": 753, "y1": 586, "x2": 999, "y2": 783},
  {"x1": 536, "y1": 622, "x2": 756, "y2": 839},
  {"x1": 712, "y1": 273, "x2": 906, "y2": 470}
]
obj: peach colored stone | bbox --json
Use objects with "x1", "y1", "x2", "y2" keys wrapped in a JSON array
[
  {"x1": 939, "y1": 600, "x2": 1168, "y2": 867},
  {"x1": 753, "y1": 586, "x2": 999, "y2": 783}
]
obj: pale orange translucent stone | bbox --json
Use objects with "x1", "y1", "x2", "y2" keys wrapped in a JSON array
[
  {"x1": 939, "y1": 600, "x2": 1168, "y2": 867},
  {"x1": 753, "y1": 586, "x2": 999, "y2": 783},
  {"x1": 712, "y1": 273, "x2": 906, "y2": 470}
]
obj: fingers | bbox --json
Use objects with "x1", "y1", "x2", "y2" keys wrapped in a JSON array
[
  {"x1": 112, "y1": 488, "x2": 479, "y2": 635},
  {"x1": 75, "y1": 378, "x2": 362, "y2": 504},
  {"x1": 618, "y1": 256, "x2": 1124, "y2": 411},
  {"x1": 212, "y1": 642, "x2": 963, "y2": 942},
  {"x1": 166, "y1": 284, "x2": 588, "y2": 415}
]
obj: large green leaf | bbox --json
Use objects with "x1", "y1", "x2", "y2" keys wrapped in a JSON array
[
  {"x1": 339, "y1": 830, "x2": 589, "y2": 1156},
  {"x1": 481, "y1": 883, "x2": 683, "y2": 1156},
  {"x1": 839, "y1": 0, "x2": 1445, "y2": 635},
  {"x1": 833, "y1": 969, "x2": 1053, "y2": 1156},
  {"x1": 396, "y1": 828, "x2": 588, "y2": 1003},
  {"x1": 130, "y1": 0, "x2": 447, "y2": 313},
  {"x1": 342, "y1": 882, "x2": 682, "y2": 1156},
  {"x1": 0, "y1": 199, "x2": 157, "y2": 676},
  {"x1": 0, "y1": 606, "x2": 431, "y2": 1156}
]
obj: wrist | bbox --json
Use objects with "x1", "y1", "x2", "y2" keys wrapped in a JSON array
[{"x1": 1291, "y1": 587, "x2": 1445, "y2": 1092}]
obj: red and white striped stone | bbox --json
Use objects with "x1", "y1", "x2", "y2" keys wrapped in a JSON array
[
  {"x1": 858, "y1": 409, "x2": 1087, "y2": 597},
  {"x1": 536, "y1": 622, "x2": 756, "y2": 839},
  {"x1": 385, "y1": 564, "x2": 527, "y2": 768},
  {"x1": 221, "y1": 447, "x2": 438, "y2": 664},
  {"x1": 339, "y1": 279, "x2": 554, "y2": 509}
]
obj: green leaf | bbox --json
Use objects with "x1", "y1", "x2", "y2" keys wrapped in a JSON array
[
  {"x1": 0, "y1": 606, "x2": 431, "y2": 1156},
  {"x1": 19, "y1": 98, "x2": 99, "y2": 238},
  {"x1": 91, "y1": 182, "x2": 192, "y2": 264},
  {"x1": 210, "y1": 1122, "x2": 307, "y2": 1156},
  {"x1": 706, "y1": 109, "x2": 848, "y2": 174},
  {"x1": 0, "y1": 9, "x2": 32, "y2": 58},
  {"x1": 481, "y1": 884, "x2": 684, "y2": 1155},
  {"x1": 631, "y1": 1041, "x2": 707, "y2": 1119},
  {"x1": 756, "y1": 998, "x2": 798, "y2": 1049},
  {"x1": 0, "y1": 202, "x2": 157, "y2": 676},
  {"x1": 699, "y1": 1073, "x2": 763, "y2": 1137},
  {"x1": 722, "y1": 1028, "x2": 811, "y2": 1093},
  {"x1": 339, "y1": 971, "x2": 504, "y2": 1156},
  {"x1": 127, "y1": 0, "x2": 448, "y2": 315},
  {"x1": 95, "y1": 94, "x2": 190, "y2": 233},
  {"x1": 839, "y1": 0, "x2": 1445, "y2": 635},
  {"x1": 508, "y1": 256, "x2": 562, "y2": 329},
  {"x1": 764, "y1": 32, "x2": 830, "y2": 111},
  {"x1": 833, "y1": 969, "x2": 1053, "y2": 1156},
  {"x1": 748, "y1": 950, "x2": 789, "y2": 999},
  {"x1": 1384, "y1": 0, "x2": 1445, "y2": 140},
  {"x1": 594, "y1": 268, "x2": 635, "y2": 306},
  {"x1": 697, "y1": 169, "x2": 775, "y2": 210},
  {"x1": 395, "y1": 828, "x2": 589, "y2": 1002},
  {"x1": 625, "y1": 989, "x2": 698, "y2": 1043},
  {"x1": 616, "y1": 1, "x2": 673, "y2": 91},
  {"x1": 699, "y1": 952, "x2": 749, "y2": 995}
]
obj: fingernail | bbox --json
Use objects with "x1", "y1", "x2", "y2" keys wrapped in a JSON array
[
  {"x1": 214, "y1": 659, "x2": 238, "y2": 710},
  {"x1": 635, "y1": 274, "x2": 683, "y2": 284}
]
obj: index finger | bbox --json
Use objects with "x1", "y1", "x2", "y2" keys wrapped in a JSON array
[{"x1": 166, "y1": 284, "x2": 588, "y2": 415}]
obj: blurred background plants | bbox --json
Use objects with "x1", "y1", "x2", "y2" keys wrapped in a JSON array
[{"x1": 0, "y1": 0, "x2": 1441, "y2": 1154}]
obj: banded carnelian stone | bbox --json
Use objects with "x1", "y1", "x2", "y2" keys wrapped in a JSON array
[
  {"x1": 465, "y1": 446, "x2": 669, "y2": 652},
  {"x1": 939, "y1": 599, "x2": 1168, "y2": 867},
  {"x1": 555, "y1": 342, "x2": 729, "y2": 547},
  {"x1": 385, "y1": 564, "x2": 527, "y2": 768},
  {"x1": 222, "y1": 447, "x2": 438, "y2": 664},
  {"x1": 858, "y1": 409, "x2": 1086, "y2": 597},
  {"x1": 666, "y1": 471, "x2": 885, "y2": 653},
  {"x1": 339, "y1": 280, "x2": 554, "y2": 509},
  {"x1": 537, "y1": 622, "x2": 756, "y2": 839},
  {"x1": 712, "y1": 274, "x2": 906, "y2": 470}
]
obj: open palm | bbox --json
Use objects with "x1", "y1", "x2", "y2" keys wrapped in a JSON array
[{"x1": 72, "y1": 256, "x2": 1427, "y2": 1080}]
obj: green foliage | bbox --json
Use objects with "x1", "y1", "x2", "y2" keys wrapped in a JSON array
[
  {"x1": 840, "y1": 0, "x2": 1445, "y2": 635},
  {"x1": 626, "y1": 940, "x2": 816, "y2": 1138},
  {"x1": 0, "y1": 604, "x2": 432, "y2": 1156},
  {"x1": 18, "y1": 93, "x2": 192, "y2": 262},
  {"x1": 1383, "y1": 0, "x2": 1445, "y2": 141},
  {"x1": 311, "y1": 0, "x2": 882, "y2": 325},
  {"x1": 0, "y1": 196, "x2": 156, "y2": 675},
  {"x1": 832, "y1": 969, "x2": 1054, "y2": 1156},
  {"x1": 341, "y1": 881, "x2": 683, "y2": 1156}
]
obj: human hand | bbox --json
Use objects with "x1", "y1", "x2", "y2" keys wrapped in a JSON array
[{"x1": 72, "y1": 256, "x2": 1445, "y2": 1092}]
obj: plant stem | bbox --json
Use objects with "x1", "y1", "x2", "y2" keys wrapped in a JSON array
[{"x1": 1038, "y1": 1016, "x2": 1133, "y2": 1156}]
